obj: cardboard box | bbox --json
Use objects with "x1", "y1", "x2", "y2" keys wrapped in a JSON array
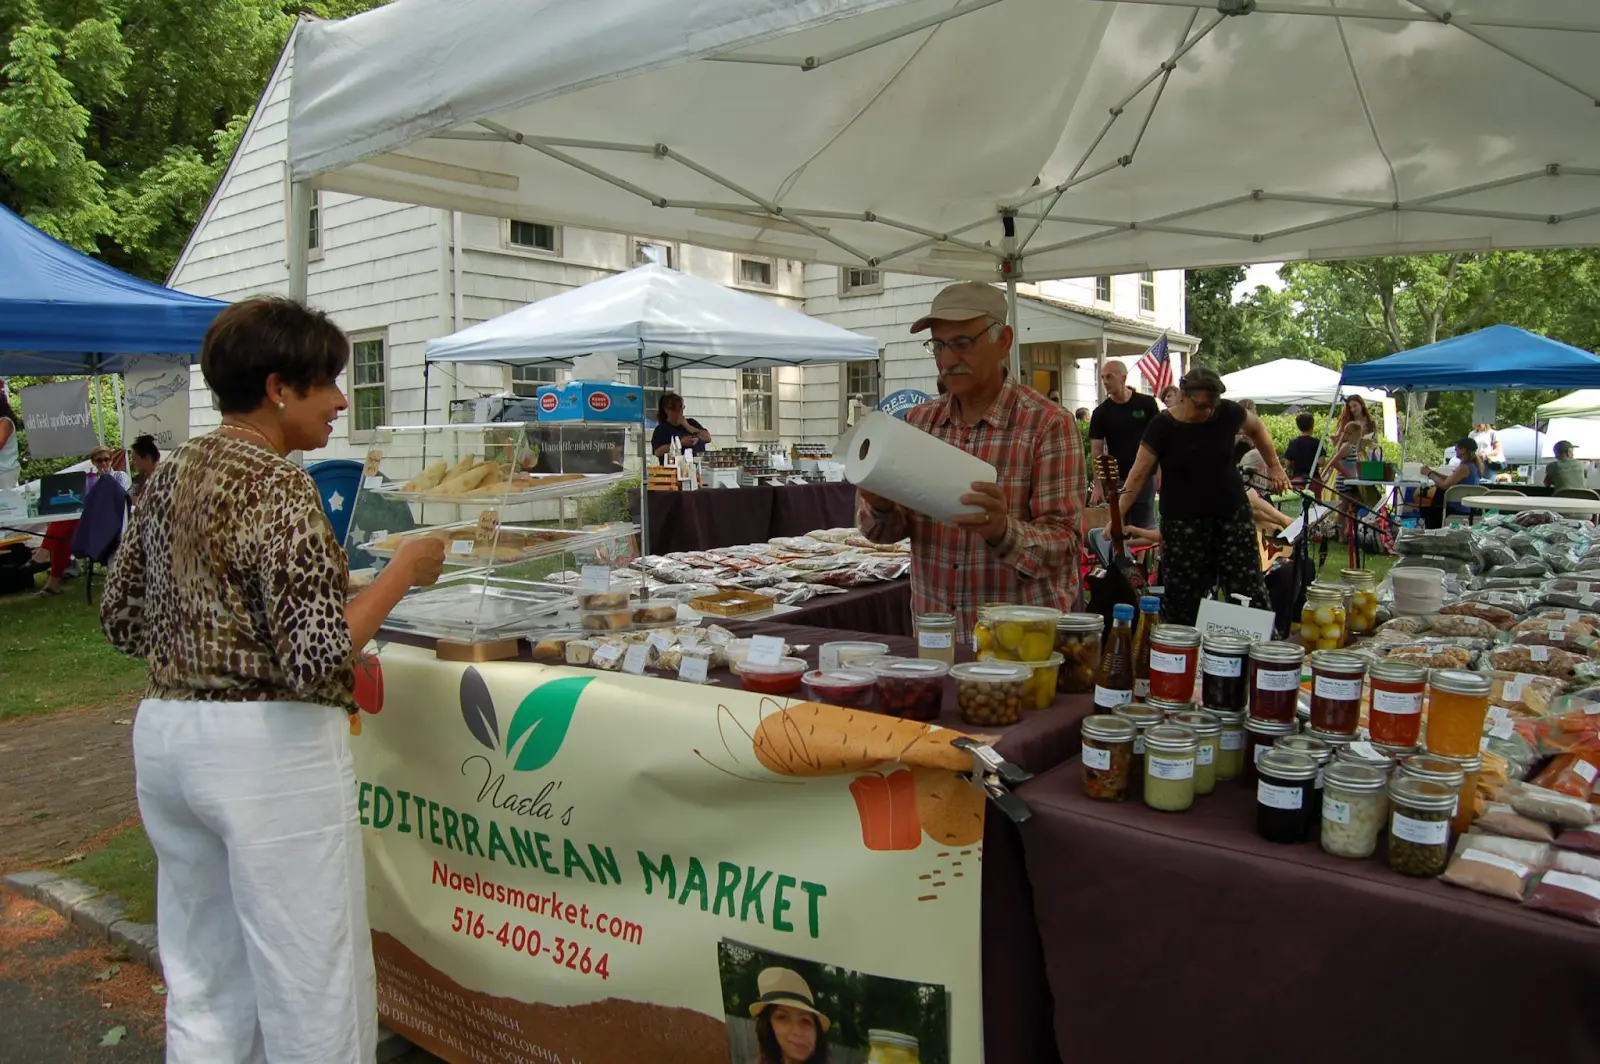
[{"x1": 535, "y1": 382, "x2": 643, "y2": 423}]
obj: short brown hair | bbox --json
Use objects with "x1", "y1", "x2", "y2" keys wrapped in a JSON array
[{"x1": 201, "y1": 297, "x2": 349, "y2": 415}]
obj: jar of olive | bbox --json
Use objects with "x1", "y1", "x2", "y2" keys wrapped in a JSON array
[
  {"x1": 1169, "y1": 710, "x2": 1222, "y2": 796},
  {"x1": 1387, "y1": 777, "x2": 1456, "y2": 877},
  {"x1": 1054, "y1": 613, "x2": 1103, "y2": 695}
]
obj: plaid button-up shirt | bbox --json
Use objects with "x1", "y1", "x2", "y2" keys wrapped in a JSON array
[{"x1": 857, "y1": 380, "x2": 1085, "y2": 636}]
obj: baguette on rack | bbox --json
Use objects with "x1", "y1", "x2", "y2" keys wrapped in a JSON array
[{"x1": 400, "y1": 460, "x2": 449, "y2": 493}]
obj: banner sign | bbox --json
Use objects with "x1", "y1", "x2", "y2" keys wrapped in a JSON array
[
  {"x1": 19, "y1": 379, "x2": 96, "y2": 458},
  {"x1": 355, "y1": 644, "x2": 983, "y2": 1064},
  {"x1": 122, "y1": 355, "x2": 191, "y2": 450},
  {"x1": 878, "y1": 390, "x2": 932, "y2": 420}
]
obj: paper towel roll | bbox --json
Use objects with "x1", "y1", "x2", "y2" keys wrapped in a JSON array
[{"x1": 844, "y1": 411, "x2": 997, "y2": 523}]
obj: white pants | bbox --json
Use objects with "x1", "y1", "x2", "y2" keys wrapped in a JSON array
[{"x1": 134, "y1": 698, "x2": 377, "y2": 1064}]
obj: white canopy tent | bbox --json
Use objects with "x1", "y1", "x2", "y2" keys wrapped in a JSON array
[
  {"x1": 1495, "y1": 418, "x2": 1600, "y2": 465},
  {"x1": 1536, "y1": 390, "x2": 1600, "y2": 420},
  {"x1": 287, "y1": 0, "x2": 1600, "y2": 374},
  {"x1": 1219, "y1": 359, "x2": 1383, "y2": 408}
]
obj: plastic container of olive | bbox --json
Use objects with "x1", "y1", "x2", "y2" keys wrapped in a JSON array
[
  {"x1": 982, "y1": 651, "x2": 1064, "y2": 711},
  {"x1": 951, "y1": 662, "x2": 1032, "y2": 726},
  {"x1": 976, "y1": 605, "x2": 1063, "y2": 663}
]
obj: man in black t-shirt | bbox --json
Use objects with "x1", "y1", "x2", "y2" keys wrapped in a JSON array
[
  {"x1": 1088, "y1": 360, "x2": 1161, "y2": 527},
  {"x1": 1283, "y1": 412, "x2": 1320, "y2": 485}
]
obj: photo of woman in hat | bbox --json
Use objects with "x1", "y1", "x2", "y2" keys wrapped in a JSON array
[{"x1": 750, "y1": 966, "x2": 832, "y2": 1064}]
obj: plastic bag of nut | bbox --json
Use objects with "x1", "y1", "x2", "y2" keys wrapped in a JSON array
[
  {"x1": 1487, "y1": 644, "x2": 1586, "y2": 680},
  {"x1": 1436, "y1": 600, "x2": 1518, "y2": 630}
]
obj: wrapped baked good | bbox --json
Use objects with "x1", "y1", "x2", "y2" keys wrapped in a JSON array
[
  {"x1": 564, "y1": 640, "x2": 596, "y2": 666},
  {"x1": 400, "y1": 460, "x2": 449, "y2": 493},
  {"x1": 532, "y1": 637, "x2": 567, "y2": 664},
  {"x1": 1510, "y1": 629, "x2": 1597, "y2": 654},
  {"x1": 1436, "y1": 601, "x2": 1517, "y2": 630}
]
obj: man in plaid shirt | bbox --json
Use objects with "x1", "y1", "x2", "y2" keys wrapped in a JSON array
[{"x1": 856, "y1": 282, "x2": 1085, "y2": 635}]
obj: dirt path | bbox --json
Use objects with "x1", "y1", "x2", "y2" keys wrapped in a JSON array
[{"x1": 0, "y1": 705, "x2": 139, "y2": 874}]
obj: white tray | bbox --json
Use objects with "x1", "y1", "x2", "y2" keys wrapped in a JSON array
[{"x1": 370, "y1": 470, "x2": 629, "y2": 506}]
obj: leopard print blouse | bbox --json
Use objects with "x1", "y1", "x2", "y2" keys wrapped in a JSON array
[{"x1": 101, "y1": 433, "x2": 356, "y2": 712}]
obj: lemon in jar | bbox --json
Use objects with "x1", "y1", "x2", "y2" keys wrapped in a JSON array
[
  {"x1": 996, "y1": 621, "x2": 1026, "y2": 653},
  {"x1": 1321, "y1": 624, "x2": 1343, "y2": 642},
  {"x1": 1019, "y1": 631, "x2": 1055, "y2": 661},
  {"x1": 1313, "y1": 606, "x2": 1336, "y2": 626}
]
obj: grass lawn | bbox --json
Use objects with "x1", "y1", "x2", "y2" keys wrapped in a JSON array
[
  {"x1": 0, "y1": 586, "x2": 147, "y2": 720},
  {"x1": 71, "y1": 825, "x2": 157, "y2": 925}
]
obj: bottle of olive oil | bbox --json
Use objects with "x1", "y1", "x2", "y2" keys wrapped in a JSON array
[{"x1": 1095, "y1": 602, "x2": 1136, "y2": 709}]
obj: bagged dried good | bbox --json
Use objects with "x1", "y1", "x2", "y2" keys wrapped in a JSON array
[
  {"x1": 1475, "y1": 802, "x2": 1557, "y2": 842},
  {"x1": 1453, "y1": 831, "x2": 1552, "y2": 868},
  {"x1": 1476, "y1": 539, "x2": 1518, "y2": 568},
  {"x1": 1486, "y1": 559, "x2": 1551, "y2": 579},
  {"x1": 1440, "y1": 846, "x2": 1537, "y2": 901},
  {"x1": 1529, "y1": 521, "x2": 1589, "y2": 545},
  {"x1": 1458, "y1": 589, "x2": 1534, "y2": 613},
  {"x1": 1505, "y1": 532, "x2": 1539, "y2": 557},
  {"x1": 1530, "y1": 753, "x2": 1599, "y2": 800},
  {"x1": 1504, "y1": 782, "x2": 1598, "y2": 828},
  {"x1": 1376, "y1": 616, "x2": 1428, "y2": 636},
  {"x1": 1514, "y1": 612, "x2": 1600, "y2": 636},
  {"x1": 1486, "y1": 670, "x2": 1563, "y2": 717},
  {"x1": 1511, "y1": 629, "x2": 1598, "y2": 654},
  {"x1": 1385, "y1": 643, "x2": 1474, "y2": 670},
  {"x1": 1437, "y1": 600, "x2": 1518, "y2": 630},
  {"x1": 1482, "y1": 734, "x2": 1538, "y2": 782},
  {"x1": 1524, "y1": 870, "x2": 1600, "y2": 926},
  {"x1": 1539, "y1": 545, "x2": 1580, "y2": 573},
  {"x1": 1514, "y1": 509, "x2": 1560, "y2": 528},
  {"x1": 1553, "y1": 850, "x2": 1600, "y2": 880},
  {"x1": 1487, "y1": 644, "x2": 1585, "y2": 680},
  {"x1": 1555, "y1": 824, "x2": 1600, "y2": 855},
  {"x1": 1420, "y1": 613, "x2": 1501, "y2": 639},
  {"x1": 1396, "y1": 525, "x2": 1482, "y2": 563}
]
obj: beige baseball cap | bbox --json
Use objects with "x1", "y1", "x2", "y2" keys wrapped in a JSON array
[{"x1": 910, "y1": 281, "x2": 1008, "y2": 333}]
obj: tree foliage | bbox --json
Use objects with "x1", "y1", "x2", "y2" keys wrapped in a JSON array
[{"x1": 0, "y1": 0, "x2": 388, "y2": 283}]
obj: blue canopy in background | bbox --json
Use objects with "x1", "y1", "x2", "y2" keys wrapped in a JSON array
[
  {"x1": 0, "y1": 204, "x2": 226, "y2": 375},
  {"x1": 1338, "y1": 325, "x2": 1600, "y2": 392}
]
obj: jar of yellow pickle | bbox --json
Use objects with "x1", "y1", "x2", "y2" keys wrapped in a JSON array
[
  {"x1": 867, "y1": 1030, "x2": 922, "y2": 1064},
  {"x1": 1299, "y1": 584, "x2": 1347, "y2": 651},
  {"x1": 971, "y1": 603, "x2": 1005, "y2": 655},
  {"x1": 977, "y1": 605, "x2": 1061, "y2": 662},
  {"x1": 1340, "y1": 568, "x2": 1379, "y2": 637}
]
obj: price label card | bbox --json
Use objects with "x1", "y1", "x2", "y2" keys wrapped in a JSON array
[
  {"x1": 648, "y1": 632, "x2": 674, "y2": 653},
  {"x1": 622, "y1": 644, "x2": 649, "y2": 675},
  {"x1": 745, "y1": 635, "x2": 785, "y2": 668},
  {"x1": 580, "y1": 565, "x2": 612, "y2": 593},
  {"x1": 363, "y1": 475, "x2": 382, "y2": 490},
  {"x1": 451, "y1": 539, "x2": 474, "y2": 555},
  {"x1": 679, "y1": 654, "x2": 710, "y2": 684},
  {"x1": 592, "y1": 645, "x2": 623, "y2": 668}
]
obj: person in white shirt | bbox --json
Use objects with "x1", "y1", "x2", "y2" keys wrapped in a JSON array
[{"x1": 1471, "y1": 422, "x2": 1504, "y2": 471}]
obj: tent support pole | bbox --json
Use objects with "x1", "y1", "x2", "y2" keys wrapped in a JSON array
[
  {"x1": 93, "y1": 359, "x2": 105, "y2": 444},
  {"x1": 638, "y1": 344, "x2": 651, "y2": 559},
  {"x1": 1002, "y1": 211, "x2": 1021, "y2": 383},
  {"x1": 288, "y1": 181, "x2": 312, "y2": 304}
]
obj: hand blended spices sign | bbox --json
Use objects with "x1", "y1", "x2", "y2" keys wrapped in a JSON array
[{"x1": 354, "y1": 642, "x2": 983, "y2": 1064}]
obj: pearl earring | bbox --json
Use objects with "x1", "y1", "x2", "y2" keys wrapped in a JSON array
[{"x1": 277, "y1": 401, "x2": 286, "y2": 410}]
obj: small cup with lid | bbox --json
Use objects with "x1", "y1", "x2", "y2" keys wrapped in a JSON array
[
  {"x1": 1142, "y1": 724, "x2": 1199, "y2": 813},
  {"x1": 869, "y1": 658, "x2": 950, "y2": 721},
  {"x1": 950, "y1": 662, "x2": 1031, "y2": 726},
  {"x1": 802, "y1": 668, "x2": 876, "y2": 709}
]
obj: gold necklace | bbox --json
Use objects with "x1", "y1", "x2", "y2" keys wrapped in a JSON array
[{"x1": 217, "y1": 421, "x2": 277, "y2": 449}]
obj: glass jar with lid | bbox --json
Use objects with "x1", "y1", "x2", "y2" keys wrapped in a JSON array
[
  {"x1": 1341, "y1": 568, "x2": 1380, "y2": 637},
  {"x1": 1320, "y1": 763, "x2": 1388, "y2": 858},
  {"x1": 1387, "y1": 778, "x2": 1457, "y2": 877},
  {"x1": 1170, "y1": 710, "x2": 1222, "y2": 796},
  {"x1": 1210, "y1": 709, "x2": 1248, "y2": 782},
  {"x1": 1401, "y1": 754, "x2": 1466, "y2": 824},
  {"x1": 1298, "y1": 583, "x2": 1348, "y2": 651},
  {"x1": 1255, "y1": 749, "x2": 1319, "y2": 844},
  {"x1": 1200, "y1": 633, "x2": 1252, "y2": 712},
  {"x1": 1145, "y1": 696, "x2": 1193, "y2": 718},
  {"x1": 914, "y1": 612, "x2": 957, "y2": 665},
  {"x1": 1142, "y1": 724, "x2": 1199, "y2": 813},
  {"x1": 1080, "y1": 714, "x2": 1137, "y2": 802},
  {"x1": 1336, "y1": 739, "x2": 1398, "y2": 779},
  {"x1": 1425, "y1": 752, "x2": 1482, "y2": 834},
  {"x1": 1247, "y1": 640, "x2": 1304, "y2": 723},
  {"x1": 1367, "y1": 659, "x2": 1427, "y2": 746},
  {"x1": 1424, "y1": 669, "x2": 1492, "y2": 758},
  {"x1": 867, "y1": 1030, "x2": 922, "y2": 1064},
  {"x1": 1309, "y1": 650, "x2": 1367, "y2": 735},
  {"x1": 1113, "y1": 704, "x2": 1165, "y2": 790},
  {"x1": 1242, "y1": 716, "x2": 1297, "y2": 786},
  {"x1": 1148, "y1": 624, "x2": 1201, "y2": 702},
  {"x1": 1054, "y1": 613, "x2": 1103, "y2": 694},
  {"x1": 1303, "y1": 727, "x2": 1355, "y2": 756}
]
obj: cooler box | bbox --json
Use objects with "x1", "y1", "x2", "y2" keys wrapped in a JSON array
[{"x1": 535, "y1": 382, "x2": 643, "y2": 423}]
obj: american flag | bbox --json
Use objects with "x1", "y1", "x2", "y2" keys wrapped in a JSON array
[{"x1": 1137, "y1": 333, "x2": 1172, "y2": 395}]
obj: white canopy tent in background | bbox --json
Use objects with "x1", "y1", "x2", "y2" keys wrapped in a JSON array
[
  {"x1": 1219, "y1": 359, "x2": 1384, "y2": 408},
  {"x1": 287, "y1": 0, "x2": 1600, "y2": 382},
  {"x1": 1495, "y1": 418, "x2": 1600, "y2": 465}
]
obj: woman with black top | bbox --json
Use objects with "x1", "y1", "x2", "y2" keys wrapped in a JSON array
[
  {"x1": 651, "y1": 391, "x2": 711, "y2": 458},
  {"x1": 1118, "y1": 367, "x2": 1288, "y2": 625}
]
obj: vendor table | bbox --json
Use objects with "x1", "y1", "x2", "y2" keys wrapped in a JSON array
[
  {"x1": 1461, "y1": 493, "x2": 1600, "y2": 516},
  {"x1": 1018, "y1": 759, "x2": 1600, "y2": 1063},
  {"x1": 775, "y1": 578, "x2": 912, "y2": 637},
  {"x1": 0, "y1": 509, "x2": 82, "y2": 534},
  {"x1": 629, "y1": 481, "x2": 857, "y2": 555}
]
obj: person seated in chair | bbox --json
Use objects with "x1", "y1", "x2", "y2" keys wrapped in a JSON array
[{"x1": 1418, "y1": 437, "x2": 1485, "y2": 528}]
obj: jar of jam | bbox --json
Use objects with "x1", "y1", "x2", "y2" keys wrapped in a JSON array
[
  {"x1": 1341, "y1": 568, "x2": 1379, "y2": 637},
  {"x1": 1255, "y1": 749, "x2": 1319, "y2": 844},
  {"x1": 1080, "y1": 714, "x2": 1137, "y2": 802},
  {"x1": 1054, "y1": 613, "x2": 1103, "y2": 694},
  {"x1": 1170, "y1": 710, "x2": 1222, "y2": 796},
  {"x1": 1142, "y1": 724, "x2": 1198, "y2": 813},
  {"x1": 1211, "y1": 709, "x2": 1248, "y2": 782},
  {"x1": 1277, "y1": 734, "x2": 1333, "y2": 833},
  {"x1": 1199, "y1": 633, "x2": 1251, "y2": 712},
  {"x1": 1400, "y1": 754, "x2": 1466, "y2": 824},
  {"x1": 1148, "y1": 624, "x2": 1201, "y2": 702},
  {"x1": 1243, "y1": 716, "x2": 1297, "y2": 786},
  {"x1": 1432, "y1": 752, "x2": 1482, "y2": 834},
  {"x1": 914, "y1": 612, "x2": 957, "y2": 665},
  {"x1": 1145, "y1": 696, "x2": 1193, "y2": 718},
  {"x1": 1309, "y1": 650, "x2": 1367, "y2": 736},
  {"x1": 1113, "y1": 703, "x2": 1165, "y2": 791},
  {"x1": 1424, "y1": 669, "x2": 1492, "y2": 758},
  {"x1": 1298, "y1": 583, "x2": 1347, "y2": 651},
  {"x1": 1248, "y1": 641, "x2": 1305, "y2": 722},
  {"x1": 1367, "y1": 659, "x2": 1427, "y2": 746}
]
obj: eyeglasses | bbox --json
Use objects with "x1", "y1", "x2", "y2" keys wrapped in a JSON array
[
  {"x1": 923, "y1": 322, "x2": 999, "y2": 356},
  {"x1": 92, "y1": 456, "x2": 112, "y2": 466},
  {"x1": 1186, "y1": 394, "x2": 1216, "y2": 415}
]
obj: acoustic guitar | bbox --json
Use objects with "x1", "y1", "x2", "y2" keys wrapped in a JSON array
[{"x1": 1084, "y1": 454, "x2": 1143, "y2": 623}]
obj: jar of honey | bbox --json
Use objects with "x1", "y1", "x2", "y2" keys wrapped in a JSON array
[
  {"x1": 1431, "y1": 752, "x2": 1483, "y2": 834},
  {"x1": 867, "y1": 1030, "x2": 922, "y2": 1064},
  {"x1": 1148, "y1": 625, "x2": 1201, "y2": 702},
  {"x1": 1298, "y1": 584, "x2": 1348, "y2": 651},
  {"x1": 1424, "y1": 669, "x2": 1492, "y2": 758},
  {"x1": 1248, "y1": 641, "x2": 1304, "y2": 723},
  {"x1": 1367, "y1": 659, "x2": 1427, "y2": 746},
  {"x1": 1309, "y1": 650, "x2": 1366, "y2": 736},
  {"x1": 1341, "y1": 568, "x2": 1379, "y2": 637}
]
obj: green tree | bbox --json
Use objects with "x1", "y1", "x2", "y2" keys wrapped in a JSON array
[{"x1": 1184, "y1": 266, "x2": 1255, "y2": 372}]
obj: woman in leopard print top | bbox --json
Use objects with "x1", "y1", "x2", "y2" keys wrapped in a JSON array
[{"x1": 102, "y1": 298, "x2": 444, "y2": 1063}]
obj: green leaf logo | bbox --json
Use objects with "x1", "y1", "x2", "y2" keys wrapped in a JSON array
[{"x1": 505, "y1": 676, "x2": 593, "y2": 772}]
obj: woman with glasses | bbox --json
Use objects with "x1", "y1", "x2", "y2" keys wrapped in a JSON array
[
  {"x1": 1116, "y1": 367, "x2": 1287, "y2": 626},
  {"x1": 35, "y1": 446, "x2": 128, "y2": 597}
]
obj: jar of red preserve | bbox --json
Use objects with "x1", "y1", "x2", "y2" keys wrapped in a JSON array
[
  {"x1": 1148, "y1": 625, "x2": 1201, "y2": 702},
  {"x1": 1248, "y1": 641, "x2": 1304, "y2": 723},
  {"x1": 1309, "y1": 650, "x2": 1367, "y2": 736},
  {"x1": 1367, "y1": 659, "x2": 1427, "y2": 746}
]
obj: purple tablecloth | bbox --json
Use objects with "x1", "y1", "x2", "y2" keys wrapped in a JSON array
[
  {"x1": 631, "y1": 482, "x2": 858, "y2": 555},
  {"x1": 774, "y1": 579, "x2": 913, "y2": 638}
]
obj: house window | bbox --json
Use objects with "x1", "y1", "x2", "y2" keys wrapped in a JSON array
[
  {"x1": 1094, "y1": 275, "x2": 1111, "y2": 302},
  {"x1": 739, "y1": 367, "x2": 776, "y2": 439},
  {"x1": 308, "y1": 198, "x2": 320, "y2": 251},
  {"x1": 283, "y1": 168, "x2": 323, "y2": 262},
  {"x1": 634, "y1": 239, "x2": 674, "y2": 268},
  {"x1": 1139, "y1": 271, "x2": 1156, "y2": 314},
  {"x1": 738, "y1": 256, "x2": 774, "y2": 288},
  {"x1": 840, "y1": 267, "x2": 883, "y2": 296},
  {"x1": 842, "y1": 357, "x2": 882, "y2": 430},
  {"x1": 508, "y1": 219, "x2": 559, "y2": 254},
  {"x1": 511, "y1": 364, "x2": 561, "y2": 396},
  {"x1": 350, "y1": 336, "x2": 387, "y2": 437},
  {"x1": 633, "y1": 366, "x2": 675, "y2": 419}
]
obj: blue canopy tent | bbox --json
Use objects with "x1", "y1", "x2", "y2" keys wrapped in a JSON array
[{"x1": 0, "y1": 204, "x2": 226, "y2": 376}]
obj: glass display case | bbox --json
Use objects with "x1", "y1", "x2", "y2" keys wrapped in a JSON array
[{"x1": 347, "y1": 423, "x2": 639, "y2": 657}]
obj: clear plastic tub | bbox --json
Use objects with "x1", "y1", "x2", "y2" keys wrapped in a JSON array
[
  {"x1": 982, "y1": 651, "x2": 1064, "y2": 711},
  {"x1": 577, "y1": 587, "x2": 631, "y2": 612},
  {"x1": 820, "y1": 640, "x2": 892, "y2": 671},
  {"x1": 870, "y1": 658, "x2": 950, "y2": 721},
  {"x1": 629, "y1": 599, "x2": 681, "y2": 629},
  {"x1": 735, "y1": 657, "x2": 808, "y2": 695},
  {"x1": 802, "y1": 668, "x2": 876, "y2": 709},
  {"x1": 579, "y1": 608, "x2": 633, "y2": 633},
  {"x1": 951, "y1": 662, "x2": 1031, "y2": 726},
  {"x1": 975, "y1": 606, "x2": 1063, "y2": 662}
]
